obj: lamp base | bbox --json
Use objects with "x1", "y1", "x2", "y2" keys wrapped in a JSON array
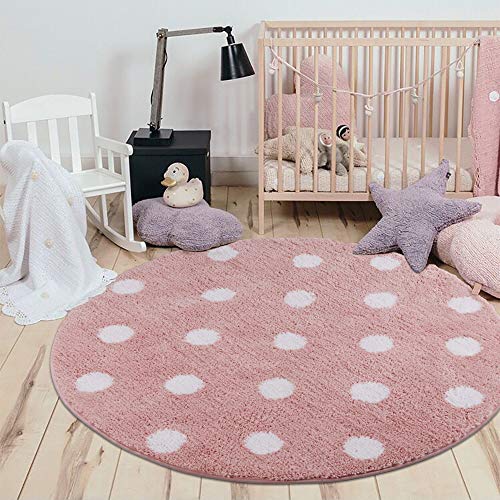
[{"x1": 134, "y1": 128, "x2": 174, "y2": 146}]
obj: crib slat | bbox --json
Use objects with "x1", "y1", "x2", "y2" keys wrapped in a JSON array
[
  {"x1": 455, "y1": 49, "x2": 465, "y2": 193},
  {"x1": 429, "y1": 28, "x2": 436, "y2": 136},
  {"x1": 27, "y1": 122, "x2": 38, "y2": 145},
  {"x1": 337, "y1": 29, "x2": 343, "y2": 65},
  {"x1": 384, "y1": 41, "x2": 391, "y2": 188},
  {"x1": 331, "y1": 47, "x2": 337, "y2": 194},
  {"x1": 353, "y1": 28, "x2": 359, "y2": 101},
  {"x1": 413, "y1": 28, "x2": 420, "y2": 136},
  {"x1": 277, "y1": 40, "x2": 283, "y2": 193},
  {"x1": 295, "y1": 57, "x2": 301, "y2": 193},
  {"x1": 313, "y1": 46, "x2": 319, "y2": 193},
  {"x1": 439, "y1": 45, "x2": 447, "y2": 161},
  {"x1": 402, "y1": 46, "x2": 411, "y2": 188},
  {"x1": 348, "y1": 46, "x2": 356, "y2": 193},
  {"x1": 444, "y1": 28, "x2": 451, "y2": 137},
  {"x1": 292, "y1": 28, "x2": 297, "y2": 69},
  {"x1": 322, "y1": 27, "x2": 328, "y2": 55},
  {"x1": 366, "y1": 30, "x2": 374, "y2": 190},
  {"x1": 399, "y1": 27, "x2": 405, "y2": 137},
  {"x1": 258, "y1": 37, "x2": 265, "y2": 232},
  {"x1": 420, "y1": 46, "x2": 429, "y2": 178},
  {"x1": 308, "y1": 29, "x2": 312, "y2": 57},
  {"x1": 47, "y1": 119, "x2": 61, "y2": 164}
]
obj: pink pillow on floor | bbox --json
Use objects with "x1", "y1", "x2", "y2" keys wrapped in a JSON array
[
  {"x1": 265, "y1": 55, "x2": 352, "y2": 139},
  {"x1": 434, "y1": 196, "x2": 500, "y2": 297}
]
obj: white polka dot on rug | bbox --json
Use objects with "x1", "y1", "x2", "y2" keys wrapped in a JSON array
[
  {"x1": 184, "y1": 328, "x2": 220, "y2": 346},
  {"x1": 164, "y1": 374, "x2": 205, "y2": 395},
  {"x1": 370, "y1": 255, "x2": 401, "y2": 271},
  {"x1": 274, "y1": 332, "x2": 307, "y2": 350},
  {"x1": 147, "y1": 429, "x2": 187, "y2": 454},
  {"x1": 111, "y1": 279, "x2": 144, "y2": 295},
  {"x1": 201, "y1": 288, "x2": 236, "y2": 302},
  {"x1": 284, "y1": 290, "x2": 316, "y2": 308},
  {"x1": 364, "y1": 292, "x2": 398, "y2": 309},
  {"x1": 75, "y1": 372, "x2": 113, "y2": 393},
  {"x1": 293, "y1": 254, "x2": 323, "y2": 268},
  {"x1": 359, "y1": 335, "x2": 394, "y2": 353},
  {"x1": 350, "y1": 382, "x2": 390, "y2": 403},
  {"x1": 447, "y1": 297, "x2": 482, "y2": 314},
  {"x1": 244, "y1": 432, "x2": 284, "y2": 455},
  {"x1": 445, "y1": 386, "x2": 485, "y2": 408},
  {"x1": 446, "y1": 337, "x2": 482, "y2": 357},
  {"x1": 207, "y1": 245, "x2": 238, "y2": 262},
  {"x1": 343, "y1": 437, "x2": 384, "y2": 460},
  {"x1": 97, "y1": 325, "x2": 134, "y2": 344},
  {"x1": 259, "y1": 378, "x2": 295, "y2": 400}
]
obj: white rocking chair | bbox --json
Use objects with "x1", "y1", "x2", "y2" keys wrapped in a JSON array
[{"x1": 2, "y1": 93, "x2": 146, "y2": 252}]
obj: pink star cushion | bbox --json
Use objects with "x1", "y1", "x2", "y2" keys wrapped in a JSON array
[
  {"x1": 354, "y1": 160, "x2": 482, "y2": 273},
  {"x1": 434, "y1": 196, "x2": 500, "y2": 297}
]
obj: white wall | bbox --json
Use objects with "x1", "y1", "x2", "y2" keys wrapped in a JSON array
[{"x1": 1, "y1": 1, "x2": 499, "y2": 180}]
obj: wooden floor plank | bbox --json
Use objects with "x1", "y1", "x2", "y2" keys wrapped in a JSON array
[
  {"x1": 19, "y1": 401, "x2": 120, "y2": 500},
  {"x1": 0, "y1": 319, "x2": 62, "y2": 500},
  {"x1": 319, "y1": 480, "x2": 381, "y2": 500},
  {"x1": 0, "y1": 316, "x2": 23, "y2": 370},
  {"x1": 168, "y1": 471, "x2": 201, "y2": 500},
  {"x1": 247, "y1": 485, "x2": 290, "y2": 500},
  {"x1": 452, "y1": 417, "x2": 500, "y2": 500},
  {"x1": 316, "y1": 202, "x2": 352, "y2": 242},
  {"x1": 376, "y1": 451, "x2": 470, "y2": 500},
  {"x1": 199, "y1": 478, "x2": 232, "y2": 500},
  {"x1": 227, "y1": 187, "x2": 272, "y2": 238},
  {"x1": 109, "y1": 451, "x2": 172, "y2": 500}
]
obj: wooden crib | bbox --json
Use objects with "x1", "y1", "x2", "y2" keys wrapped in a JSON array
[{"x1": 257, "y1": 21, "x2": 500, "y2": 234}]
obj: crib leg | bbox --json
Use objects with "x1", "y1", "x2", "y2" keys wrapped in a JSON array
[{"x1": 258, "y1": 193, "x2": 265, "y2": 235}]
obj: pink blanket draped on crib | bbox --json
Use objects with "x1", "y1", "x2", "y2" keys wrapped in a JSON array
[{"x1": 470, "y1": 37, "x2": 500, "y2": 196}]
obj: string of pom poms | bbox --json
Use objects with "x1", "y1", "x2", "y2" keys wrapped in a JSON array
[{"x1": 268, "y1": 40, "x2": 477, "y2": 115}]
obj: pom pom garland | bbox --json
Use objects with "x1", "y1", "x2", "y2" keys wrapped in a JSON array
[
  {"x1": 268, "y1": 40, "x2": 478, "y2": 116},
  {"x1": 269, "y1": 57, "x2": 279, "y2": 75}
]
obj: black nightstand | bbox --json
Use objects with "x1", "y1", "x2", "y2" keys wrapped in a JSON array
[{"x1": 127, "y1": 130, "x2": 211, "y2": 205}]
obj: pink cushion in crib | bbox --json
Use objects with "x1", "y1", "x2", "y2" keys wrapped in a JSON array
[
  {"x1": 265, "y1": 55, "x2": 352, "y2": 139},
  {"x1": 434, "y1": 196, "x2": 500, "y2": 298}
]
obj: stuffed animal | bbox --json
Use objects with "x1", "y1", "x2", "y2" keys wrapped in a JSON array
[
  {"x1": 161, "y1": 162, "x2": 204, "y2": 208},
  {"x1": 260, "y1": 126, "x2": 350, "y2": 176},
  {"x1": 318, "y1": 132, "x2": 348, "y2": 176},
  {"x1": 336, "y1": 125, "x2": 367, "y2": 167}
]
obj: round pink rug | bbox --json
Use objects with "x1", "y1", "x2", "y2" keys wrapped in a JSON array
[{"x1": 51, "y1": 239, "x2": 499, "y2": 483}]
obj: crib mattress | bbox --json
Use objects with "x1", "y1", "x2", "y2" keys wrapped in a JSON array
[{"x1": 264, "y1": 138, "x2": 474, "y2": 193}]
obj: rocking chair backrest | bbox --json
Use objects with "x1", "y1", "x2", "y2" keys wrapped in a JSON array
[{"x1": 2, "y1": 93, "x2": 101, "y2": 173}]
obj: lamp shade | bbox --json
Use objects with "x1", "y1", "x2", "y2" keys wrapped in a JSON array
[{"x1": 220, "y1": 43, "x2": 255, "y2": 81}]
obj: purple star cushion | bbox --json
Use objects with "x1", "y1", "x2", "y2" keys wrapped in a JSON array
[
  {"x1": 354, "y1": 160, "x2": 482, "y2": 272},
  {"x1": 133, "y1": 198, "x2": 242, "y2": 251}
]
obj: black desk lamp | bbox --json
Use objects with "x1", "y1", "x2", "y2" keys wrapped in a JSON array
[{"x1": 134, "y1": 25, "x2": 255, "y2": 146}]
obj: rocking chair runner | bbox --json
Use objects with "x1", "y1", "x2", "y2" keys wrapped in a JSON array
[{"x1": 1, "y1": 93, "x2": 146, "y2": 252}]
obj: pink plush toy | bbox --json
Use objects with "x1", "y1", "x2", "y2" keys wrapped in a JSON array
[{"x1": 434, "y1": 196, "x2": 500, "y2": 297}]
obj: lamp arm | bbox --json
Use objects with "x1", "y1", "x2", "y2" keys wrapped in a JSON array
[{"x1": 149, "y1": 26, "x2": 233, "y2": 132}]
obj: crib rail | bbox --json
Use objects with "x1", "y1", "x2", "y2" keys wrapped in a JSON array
[{"x1": 257, "y1": 22, "x2": 500, "y2": 222}]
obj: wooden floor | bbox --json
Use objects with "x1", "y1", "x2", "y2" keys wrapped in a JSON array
[{"x1": 0, "y1": 187, "x2": 498, "y2": 500}]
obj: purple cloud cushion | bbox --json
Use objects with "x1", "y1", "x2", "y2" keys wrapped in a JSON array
[
  {"x1": 354, "y1": 160, "x2": 482, "y2": 272},
  {"x1": 133, "y1": 198, "x2": 242, "y2": 251}
]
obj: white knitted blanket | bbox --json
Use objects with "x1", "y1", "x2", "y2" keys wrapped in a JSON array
[{"x1": 0, "y1": 141, "x2": 116, "y2": 325}]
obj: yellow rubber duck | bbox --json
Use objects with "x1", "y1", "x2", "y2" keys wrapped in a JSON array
[{"x1": 161, "y1": 162, "x2": 204, "y2": 208}]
